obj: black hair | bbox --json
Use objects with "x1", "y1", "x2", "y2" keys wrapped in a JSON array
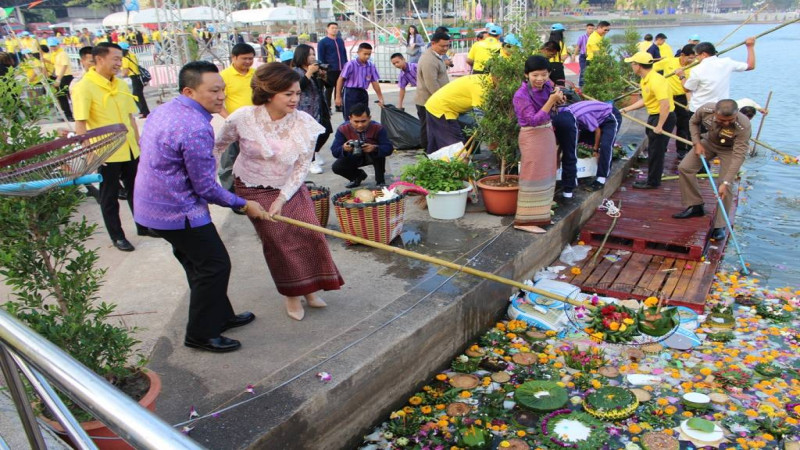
[
  {"x1": 349, "y1": 103, "x2": 370, "y2": 117},
  {"x1": 406, "y1": 25, "x2": 418, "y2": 44},
  {"x1": 39, "y1": 45, "x2": 49, "y2": 54},
  {"x1": 327, "y1": 22, "x2": 338, "y2": 28},
  {"x1": 79, "y1": 46, "x2": 93, "y2": 58},
  {"x1": 231, "y1": 43, "x2": 255, "y2": 57},
  {"x1": 524, "y1": 55, "x2": 550, "y2": 74},
  {"x1": 434, "y1": 26, "x2": 449, "y2": 34},
  {"x1": 92, "y1": 42, "x2": 122, "y2": 58},
  {"x1": 179, "y1": 60, "x2": 219, "y2": 92},
  {"x1": 542, "y1": 41, "x2": 561, "y2": 53},
  {"x1": 292, "y1": 44, "x2": 314, "y2": 68},
  {"x1": 637, "y1": 62, "x2": 654, "y2": 69},
  {"x1": 548, "y1": 30, "x2": 564, "y2": 45},
  {"x1": 655, "y1": 33, "x2": 667, "y2": 40},
  {"x1": 358, "y1": 42, "x2": 373, "y2": 51},
  {"x1": 390, "y1": 53, "x2": 404, "y2": 60},
  {"x1": 644, "y1": 34, "x2": 653, "y2": 41},
  {"x1": 586, "y1": 23, "x2": 595, "y2": 27},
  {"x1": 431, "y1": 32, "x2": 451, "y2": 43},
  {"x1": 476, "y1": 31, "x2": 486, "y2": 40},
  {"x1": 694, "y1": 42, "x2": 717, "y2": 56},
  {"x1": 679, "y1": 44, "x2": 695, "y2": 56},
  {"x1": 716, "y1": 99, "x2": 738, "y2": 117},
  {"x1": 597, "y1": 21, "x2": 610, "y2": 28},
  {"x1": 739, "y1": 106, "x2": 756, "y2": 120}
]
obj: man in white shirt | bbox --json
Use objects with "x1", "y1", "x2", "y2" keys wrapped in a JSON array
[{"x1": 678, "y1": 38, "x2": 755, "y2": 112}]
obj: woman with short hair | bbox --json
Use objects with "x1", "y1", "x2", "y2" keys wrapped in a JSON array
[{"x1": 214, "y1": 62, "x2": 344, "y2": 321}]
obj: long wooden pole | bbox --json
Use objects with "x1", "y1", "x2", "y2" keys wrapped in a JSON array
[
  {"x1": 273, "y1": 215, "x2": 592, "y2": 309},
  {"x1": 749, "y1": 91, "x2": 772, "y2": 157},
  {"x1": 751, "y1": 137, "x2": 794, "y2": 160},
  {"x1": 715, "y1": 4, "x2": 769, "y2": 47}
]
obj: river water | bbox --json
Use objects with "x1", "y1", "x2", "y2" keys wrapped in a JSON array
[{"x1": 563, "y1": 23, "x2": 800, "y2": 288}]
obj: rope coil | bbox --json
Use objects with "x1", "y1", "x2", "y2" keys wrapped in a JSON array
[{"x1": 599, "y1": 199, "x2": 621, "y2": 218}]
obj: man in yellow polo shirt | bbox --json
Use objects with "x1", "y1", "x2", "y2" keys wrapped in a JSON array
[
  {"x1": 48, "y1": 37, "x2": 74, "y2": 121},
  {"x1": 217, "y1": 43, "x2": 256, "y2": 193},
  {"x1": 73, "y1": 42, "x2": 152, "y2": 251},
  {"x1": 655, "y1": 44, "x2": 696, "y2": 159},
  {"x1": 621, "y1": 51, "x2": 676, "y2": 189},
  {"x1": 467, "y1": 25, "x2": 502, "y2": 74},
  {"x1": 424, "y1": 74, "x2": 489, "y2": 153},
  {"x1": 585, "y1": 21, "x2": 610, "y2": 63}
]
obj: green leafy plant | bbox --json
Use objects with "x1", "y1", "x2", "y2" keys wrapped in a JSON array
[
  {"x1": 477, "y1": 25, "x2": 542, "y2": 184},
  {"x1": 618, "y1": 25, "x2": 641, "y2": 81},
  {"x1": 515, "y1": 380, "x2": 569, "y2": 412},
  {"x1": 401, "y1": 155, "x2": 473, "y2": 193},
  {"x1": 582, "y1": 37, "x2": 628, "y2": 104},
  {"x1": 0, "y1": 70, "x2": 145, "y2": 420}
]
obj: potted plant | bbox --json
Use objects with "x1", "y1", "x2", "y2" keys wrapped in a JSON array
[
  {"x1": 0, "y1": 70, "x2": 154, "y2": 449},
  {"x1": 475, "y1": 27, "x2": 541, "y2": 216},
  {"x1": 401, "y1": 155, "x2": 473, "y2": 220}
]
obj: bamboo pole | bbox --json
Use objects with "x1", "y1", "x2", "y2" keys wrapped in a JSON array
[
  {"x1": 715, "y1": 4, "x2": 769, "y2": 47},
  {"x1": 612, "y1": 17, "x2": 800, "y2": 102},
  {"x1": 273, "y1": 215, "x2": 593, "y2": 309},
  {"x1": 751, "y1": 137, "x2": 794, "y2": 160},
  {"x1": 749, "y1": 91, "x2": 772, "y2": 157}
]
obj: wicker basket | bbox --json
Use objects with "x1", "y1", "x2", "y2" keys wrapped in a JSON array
[
  {"x1": 305, "y1": 181, "x2": 330, "y2": 227},
  {"x1": 332, "y1": 190, "x2": 406, "y2": 245}
]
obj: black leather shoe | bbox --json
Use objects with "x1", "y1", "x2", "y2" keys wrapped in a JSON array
[
  {"x1": 184, "y1": 335, "x2": 241, "y2": 353},
  {"x1": 118, "y1": 188, "x2": 129, "y2": 200},
  {"x1": 345, "y1": 173, "x2": 367, "y2": 189},
  {"x1": 137, "y1": 228, "x2": 159, "y2": 238},
  {"x1": 632, "y1": 181, "x2": 658, "y2": 189},
  {"x1": 710, "y1": 227, "x2": 726, "y2": 240},
  {"x1": 584, "y1": 181, "x2": 605, "y2": 192},
  {"x1": 112, "y1": 239, "x2": 135, "y2": 252},
  {"x1": 221, "y1": 312, "x2": 256, "y2": 332},
  {"x1": 672, "y1": 205, "x2": 705, "y2": 219}
]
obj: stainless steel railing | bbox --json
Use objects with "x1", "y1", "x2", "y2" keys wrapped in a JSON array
[{"x1": 0, "y1": 308, "x2": 204, "y2": 450}]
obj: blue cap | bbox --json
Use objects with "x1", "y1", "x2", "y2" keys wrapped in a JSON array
[
  {"x1": 21, "y1": 31, "x2": 30, "y2": 36},
  {"x1": 503, "y1": 33, "x2": 521, "y2": 47},
  {"x1": 47, "y1": 37, "x2": 59, "y2": 47},
  {"x1": 207, "y1": 25, "x2": 215, "y2": 33},
  {"x1": 689, "y1": 34, "x2": 700, "y2": 41},
  {"x1": 488, "y1": 25, "x2": 502, "y2": 36},
  {"x1": 118, "y1": 42, "x2": 130, "y2": 49},
  {"x1": 21, "y1": 49, "x2": 32, "y2": 54},
  {"x1": 484, "y1": 22, "x2": 495, "y2": 29},
  {"x1": 279, "y1": 49, "x2": 294, "y2": 62},
  {"x1": 551, "y1": 23, "x2": 565, "y2": 31},
  {"x1": 95, "y1": 29, "x2": 105, "y2": 37}
]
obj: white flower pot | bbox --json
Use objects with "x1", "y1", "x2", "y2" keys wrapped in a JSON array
[{"x1": 426, "y1": 183, "x2": 472, "y2": 220}]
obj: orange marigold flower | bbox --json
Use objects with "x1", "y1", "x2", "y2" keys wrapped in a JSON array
[
  {"x1": 421, "y1": 405, "x2": 433, "y2": 414},
  {"x1": 460, "y1": 391, "x2": 472, "y2": 398},
  {"x1": 409, "y1": 396, "x2": 423, "y2": 406},
  {"x1": 570, "y1": 267, "x2": 582, "y2": 275},
  {"x1": 436, "y1": 374, "x2": 448, "y2": 381},
  {"x1": 628, "y1": 423, "x2": 643, "y2": 434}
]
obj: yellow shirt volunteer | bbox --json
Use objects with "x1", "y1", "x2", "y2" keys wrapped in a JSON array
[
  {"x1": 425, "y1": 74, "x2": 488, "y2": 120},
  {"x1": 152, "y1": 30, "x2": 161, "y2": 42},
  {"x1": 21, "y1": 37, "x2": 39, "y2": 53},
  {"x1": 42, "y1": 51, "x2": 55, "y2": 76},
  {"x1": 657, "y1": 42, "x2": 673, "y2": 60},
  {"x1": 548, "y1": 41, "x2": 568, "y2": 63},
  {"x1": 52, "y1": 48, "x2": 73, "y2": 77},
  {"x1": 586, "y1": 31, "x2": 603, "y2": 61},
  {"x1": 654, "y1": 56, "x2": 690, "y2": 96},
  {"x1": 637, "y1": 41, "x2": 652, "y2": 53},
  {"x1": 640, "y1": 69, "x2": 675, "y2": 115},
  {"x1": 467, "y1": 36, "x2": 501, "y2": 72},
  {"x1": 122, "y1": 52, "x2": 141, "y2": 76},
  {"x1": 220, "y1": 65, "x2": 255, "y2": 114},
  {"x1": 72, "y1": 68, "x2": 140, "y2": 162},
  {"x1": 21, "y1": 58, "x2": 45, "y2": 84},
  {"x1": 4, "y1": 38, "x2": 18, "y2": 53}
]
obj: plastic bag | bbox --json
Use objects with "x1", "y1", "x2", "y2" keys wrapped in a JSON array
[
  {"x1": 559, "y1": 244, "x2": 592, "y2": 266},
  {"x1": 380, "y1": 104, "x2": 421, "y2": 150}
]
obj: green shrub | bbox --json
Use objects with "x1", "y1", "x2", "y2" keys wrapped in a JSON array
[{"x1": 582, "y1": 37, "x2": 627, "y2": 103}]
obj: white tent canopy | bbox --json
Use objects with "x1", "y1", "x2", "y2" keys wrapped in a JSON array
[
  {"x1": 102, "y1": 7, "x2": 226, "y2": 27},
  {"x1": 102, "y1": 11, "x2": 138, "y2": 28},
  {"x1": 228, "y1": 6, "x2": 311, "y2": 24}
]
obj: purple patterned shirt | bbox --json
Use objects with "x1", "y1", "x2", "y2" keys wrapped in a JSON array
[
  {"x1": 576, "y1": 33, "x2": 589, "y2": 55},
  {"x1": 565, "y1": 100, "x2": 613, "y2": 132},
  {"x1": 340, "y1": 58, "x2": 380, "y2": 89},
  {"x1": 397, "y1": 62, "x2": 418, "y2": 89},
  {"x1": 134, "y1": 96, "x2": 246, "y2": 230},
  {"x1": 513, "y1": 81, "x2": 555, "y2": 128}
]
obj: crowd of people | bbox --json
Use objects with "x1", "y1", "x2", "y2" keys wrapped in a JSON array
[{"x1": 0, "y1": 18, "x2": 769, "y2": 352}]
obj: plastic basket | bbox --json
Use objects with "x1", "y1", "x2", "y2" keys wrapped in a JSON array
[
  {"x1": 305, "y1": 181, "x2": 330, "y2": 227},
  {"x1": 332, "y1": 190, "x2": 406, "y2": 245}
]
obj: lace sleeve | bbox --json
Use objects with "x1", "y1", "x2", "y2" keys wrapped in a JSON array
[
  {"x1": 278, "y1": 113, "x2": 324, "y2": 200},
  {"x1": 213, "y1": 112, "x2": 241, "y2": 159}
]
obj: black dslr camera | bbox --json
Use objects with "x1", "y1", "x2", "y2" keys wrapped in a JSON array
[
  {"x1": 346, "y1": 139, "x2": 363, "y2": 157},
  {"x1": 314, "y1": 60, "x2": 330, "y2": 70}
]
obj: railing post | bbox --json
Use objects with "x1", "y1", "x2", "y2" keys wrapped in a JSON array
[{"x1": 0, "y1": 346, "x2": 47, "y2": 450}]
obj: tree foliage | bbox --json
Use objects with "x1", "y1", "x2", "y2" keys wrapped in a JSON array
[{"x1": 582, "y1": 37, "x2": 627, "y2": 103}]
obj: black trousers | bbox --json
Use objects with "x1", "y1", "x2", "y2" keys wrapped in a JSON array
[
  {"x1": 673, "y1": 94, "x2": 691, "y2": 156},
  {"x1": 53, "y1": 75, "x2": 73, "y2": 121},
  {"x1": 155, "y1": 222, "x2": 235, "y2": 340},
  {"x1": 416, "y1": 104, "x2": 428, "y2": 151},
  {"x1": 645, "y1": 112, "x2": 677, "y2": 186},
  {"x1": 332, "y1": 153, "x2": 386, "y2": 184},
  {"x1": 130, "y1": 75, "x2": 150, "y2": 116},
  {"x1": 98, "y1": 158, "x2": 145, "y2": 241},
  {"x1": 323, "y1": 69, "x2": 341, "y2": 109}
]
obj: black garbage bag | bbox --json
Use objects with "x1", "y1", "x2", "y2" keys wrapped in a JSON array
[{"x1": 380, "y1": 104, "x2": 422, "y2": 150}]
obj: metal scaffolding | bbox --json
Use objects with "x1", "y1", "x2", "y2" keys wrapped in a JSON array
[
  {"x1": 430, "y1": 0, "x2": 443, "y2": 26},
  {"x1": 348, "y1": 0, "x2": 364, "y2": 31},
  {"x1": 373, "y1": 0, "x2": 396, "y2": 27},
  {"x1": 154, "y1": 0, "x2": 188, "y2": 68},
  {"x1": 506, "y1": 0, "x2": 528, "y2": 35},
  {"x1": 207, "y1": 0, "x2": 234, "y2": 57},
  {"x1": 453, "y1": 0, "x2": 465, "y2": 23}
]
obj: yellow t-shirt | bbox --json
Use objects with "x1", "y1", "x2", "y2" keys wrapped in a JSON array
[
  {"x1": 548, "y1": 41, "x2": 568, "y2": 63},
  {"x1": 122, "y1": 52, "x2": 140, "y2": 76},
  {"x1": 5, "y1": 38, "x2": 18, "y2": 53},
  {"x1": 467, "y1": 36, "x2": 502, "y2": 72},
  {"x1": 425, "y1": 74, "x2": 488, "y2": 120},
  {"x1": 52, "y1": 48, "x2": 73, "y2": 77},
  {"x1": 42, "y1": 52, "x2": 55, "y2": 77},
  {"x1": 21, "y1": 37, "x2": 39, "y2": 53},
  {"x1": 657, "y1": 42, "x2": 674, "y2": 60},
  {"x1": 654, "y1": 56, "x2": 690, "y2": 96},
  {"x1": 586, "y1": 31, "x2": 603, "y2": 61},
  {"x1": 21, "y1": 58, "x2": 44, "y2": 84},
  {"x1": 640, "y1": 69, "x2": 675, "y2": 115},
  {"x1": 152, "y1": 30, "x2": 161, "y2": 42},
  {"x1": 637, "y1": 41, "x2": 652, "y2": 53},
  {"x1": 220, "y1": 65, "x2": 255, "y2": 114},
  {"x1": 72, "y1": 68, "x2": 140, "y2": 162}
]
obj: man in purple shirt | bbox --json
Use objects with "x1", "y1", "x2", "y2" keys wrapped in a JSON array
[
  {"x1": 334, "y1": 42, "x2": 384, "y2": 120},
  {"x1": 565, "y1": 100, "x2": 622, "y2": 191},
  {"x1": 576, "y1": 23, "x2": 594, "y2": 87},
  {"x1": 134, "y1": 61, "x2": 268, "y2": 353},
  {"x1": 390, "y1": 53, "x2": 417, "y2": 111}
]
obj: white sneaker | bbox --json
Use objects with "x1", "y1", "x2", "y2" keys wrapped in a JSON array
[
  {"x1": 309, "y1": 162, "x2": 323, "y2": 174},
  {"x1": 315, "y1": 154, "x2": 325, "y2": 165}
]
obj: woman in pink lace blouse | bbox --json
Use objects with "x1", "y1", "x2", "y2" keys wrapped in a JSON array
[{"x1": 215, "y1": 62, "x2": 345, "y2": 321}]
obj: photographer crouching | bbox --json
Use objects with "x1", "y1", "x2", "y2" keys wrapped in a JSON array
[{"x1": 330, "y1": 103, "x2": 394, "y2": 188}]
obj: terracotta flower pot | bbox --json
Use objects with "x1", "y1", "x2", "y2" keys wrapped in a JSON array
[
  {"x1": 477, "y1": 175, "x2": 520, "y2": 216},
  {"x1": 43, "y1": 370, "x2": 162, "y2": 450}
]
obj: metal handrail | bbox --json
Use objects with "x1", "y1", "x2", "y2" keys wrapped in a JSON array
[{"x1": 0, "y1": 308, "x2": 205, "y2": 450}]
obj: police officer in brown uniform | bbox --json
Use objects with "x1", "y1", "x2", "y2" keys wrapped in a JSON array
[{"x1": 672, "y1": 99, "x2": 751, "y2": 240}]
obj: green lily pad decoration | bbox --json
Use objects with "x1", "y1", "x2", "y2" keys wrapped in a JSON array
[
  {"x1": 687, "y1": 417, "x2": 716, "y2": 433},
  {"x1": 458, "y1": 425, "x2": 490, "y2": 448},
  {"x1": 514, "y1": 380, "x2": 568, "y2": 412}
]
